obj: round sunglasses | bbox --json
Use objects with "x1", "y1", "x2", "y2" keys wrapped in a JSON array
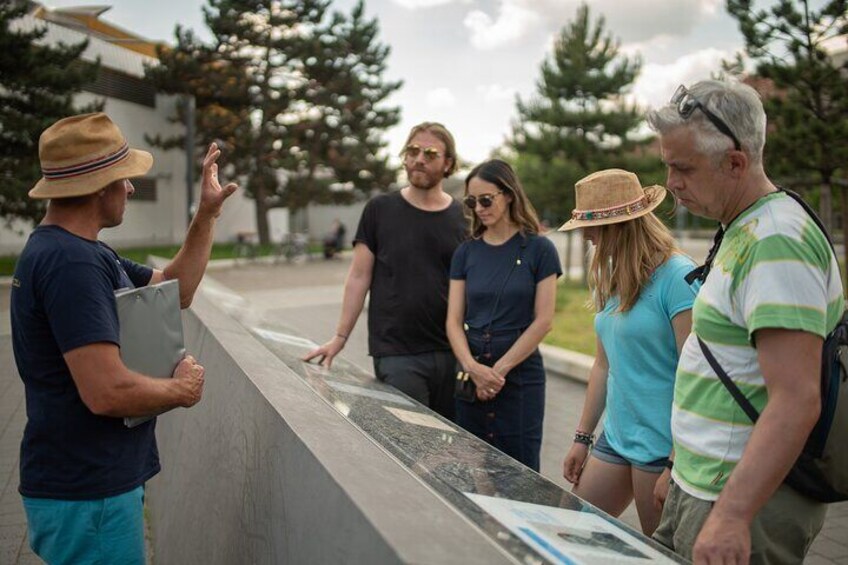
[{"x1": 463, "y1": 192, "x2": 503, "y2": 209}]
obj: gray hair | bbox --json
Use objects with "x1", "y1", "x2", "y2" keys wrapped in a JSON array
[{"x1": 646, "y1": 79, "x2": 767, "y2": 165}]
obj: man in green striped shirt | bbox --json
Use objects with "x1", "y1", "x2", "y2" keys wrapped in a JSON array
[{"x1": 646, "y1": 80, "x2": 843, "y2": 564}]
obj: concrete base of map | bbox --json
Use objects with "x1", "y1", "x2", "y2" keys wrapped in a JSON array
[{"x1": 145, "y1": 291, "x2": 511, "y2": 564}]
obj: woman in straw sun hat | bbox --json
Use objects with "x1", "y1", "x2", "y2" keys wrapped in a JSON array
[{"x1": 560, "y1": 168, "x2": 698, "y2": 535}]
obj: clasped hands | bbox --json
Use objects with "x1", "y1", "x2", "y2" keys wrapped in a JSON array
[{"x1": 468, "y1": 361, "x2": 506, "y2": 402}]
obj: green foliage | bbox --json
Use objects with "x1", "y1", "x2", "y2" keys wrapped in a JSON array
[
  {"x1": 726, "y1": 0, "x2": 848, "y2": 228},
  {"x1": 146, "y1": 0, "x2": 401, "y2": 244},
  {"x1": 510, "y1": 3, "x2": 651, "y2": 224},
  {"x1": 0, "y1": 0, "x2": 101, "y2": 226},
  {"x1": 544, "y1": 280, "x2": 596, "y2": 356}
]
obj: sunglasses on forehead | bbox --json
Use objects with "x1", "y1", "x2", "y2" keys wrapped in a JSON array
[
  {"x1": 671, "y1": 85, "x2": 742, "y2": 151},
  {"x1": 463, "y1": 192, "x2": 503, "y2": 209},
  {"x1": 404, "y1": 144, "x2": 442, "y2": 161}
]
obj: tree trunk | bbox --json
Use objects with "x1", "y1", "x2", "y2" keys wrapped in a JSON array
[
  {"x1": 841, "y1": 186, "x2": 847, "y2": 284},
  {"x1": 253, "y1": 180, "x2": 271, "y2": 245},
  {"x1": 820, "y1": 183, "x2": 833, "y2": 234},
  {"x1": 581, "y1": 238, "x2": 590, "y2": 287},
  {"x1": 564, "y1": 230, "x2": 573, "y2": 282}
]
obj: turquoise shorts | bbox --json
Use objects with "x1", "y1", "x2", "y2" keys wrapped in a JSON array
[{"x1": 22, "y1": 485, "x2": 145, "y2": 565}]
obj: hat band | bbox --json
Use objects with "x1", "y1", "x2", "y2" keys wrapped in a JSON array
[
  {"x1": 571, "y1": 195, "x2": 650, "y2": 221},
  {"x1": 41, "y1": 143, "x2": 130, "y2": 181}
]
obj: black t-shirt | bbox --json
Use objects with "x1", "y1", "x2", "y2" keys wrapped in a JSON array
[
  {"x1": 11, "y1": 225, "x2": 158, "y2": 500},
  {"x1": 355, "y1": 191, "x2": 467, "y2": 357}
]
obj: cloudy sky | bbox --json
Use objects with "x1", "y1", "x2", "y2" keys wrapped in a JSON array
[{"x1": 41, "y1": 0, "x2": 814, "y2": 163}]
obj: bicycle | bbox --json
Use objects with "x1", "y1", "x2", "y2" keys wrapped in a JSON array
[
  {"x1": 273, "y1": 232, "x2": 309, "y2": 264},
  {"x1": 233, "y1": 231, "x2": 259, "y2": 264}
]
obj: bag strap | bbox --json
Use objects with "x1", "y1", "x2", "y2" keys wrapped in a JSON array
[
  {"x1": 686, "y1": 188, "x2": 834, "y2": 286},
  {"x1": 481, "y1": 235, "x2": 528, "y2": 335},
  {"x1": 697, "y1": 337, "x2": 760, "y2": 423}
]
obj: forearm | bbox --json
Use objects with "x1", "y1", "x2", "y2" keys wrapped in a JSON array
[
  {"x1": 163, "y1": 210, "x2": 217, "y2": 307},
  {"x1": 447, "y1": 319, "x2": 475, "y2": 369},
  {"x1": 493, "y1": 318, "x2": 551, "y2": 374},
  {"x1": 335, "y1": 273, "x2": 370, "y2": 337},
  {"x1": 93, "y1": 369, "x2": 189, "y2": 418},
  {"x1": 711, "y1": 390, "x2": 819, "y2": 522}
]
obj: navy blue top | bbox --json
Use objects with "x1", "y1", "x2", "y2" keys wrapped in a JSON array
[
  {"x1": 11, "y1": 225, "x2": 159, "y2": 500},
  {"x1": 450, "y1": 233, "x2": 562, "y2": 331}
]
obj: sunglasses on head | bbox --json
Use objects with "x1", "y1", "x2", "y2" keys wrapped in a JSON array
[
  {"x1": 404, "y1": 144, "x2": 442, "y2": 162},
  {"x1": 671, "y1": 85, "x2": 742, "y2": 151},
  {"x1": 463, "y1": 192, "x2": 502, "y2": 209}
]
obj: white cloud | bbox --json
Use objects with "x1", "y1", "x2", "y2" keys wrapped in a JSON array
[
  {"x1": 476, "y1": 83, "x2": 518, "y2": 102},
  {"x1": 389, "y1": 0, "x2": 464, "y2": 9},
  {"x1": 463, "y1": 2, "x2": 541, "y2": 50},
  {"x1": 632, "y1": 47, "x2": 737, "y2": 110},
  {"x1": 460, "y1": 0, "x2": 727, "y2": 51},
  {"x1": 426, "y1": 87, "x2": 457, "y2": 108}
]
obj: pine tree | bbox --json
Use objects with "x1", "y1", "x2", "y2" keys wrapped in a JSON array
[
  {"x1": 510, "y1": 3, "x2": 653, "y2": 225},
  {"x1": 284, "y1": 0, "x2": 402, "y2": 215},
  {"x1": 0, "y1": 0, "x2": 100, "y2": 225},
  {"x1": 147, "y1": 0, "x2": 401, "y2": 244},
  {"x1": 727, "y1": 0, "x2": 848, "y2": 241}
]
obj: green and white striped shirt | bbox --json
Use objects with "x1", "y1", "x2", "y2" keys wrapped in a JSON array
[{"x1": 672, "y1": 192, "x2": 844, "y2": 501}]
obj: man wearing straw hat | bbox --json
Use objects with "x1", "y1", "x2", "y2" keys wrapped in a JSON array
[
  {"x1": 10, "y1": 112, "x2": 237, "y2": 564},
  {"x1": 647, "y1": 80, "x2": 843, "y2": 564}
]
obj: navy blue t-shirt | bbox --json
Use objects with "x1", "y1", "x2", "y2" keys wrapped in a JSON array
[
  {"x1": 11, "y1": 225, "x2": 159, "y2": 500},
  {"x1": 450, "y1": 233, "x2": 562, "y2": 331}
]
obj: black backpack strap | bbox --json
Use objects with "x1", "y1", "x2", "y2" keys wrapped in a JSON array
[
  {"x1": 697, "y1": 337, "x2": 761, "y2": 423},
  {"x1": 778, "y1": 188, "x2": 836, "y2": 255},
  {"x1": 685, "y1": 225, "x2": 724, "y2": 285}
]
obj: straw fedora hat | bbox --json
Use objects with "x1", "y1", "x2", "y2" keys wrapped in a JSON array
[
  {"x1": 558, "y1": 169, "x2": 666, "y2": 231},
  {"x1": 29, "y1": 113, "x2": 153, "y2": 199}
]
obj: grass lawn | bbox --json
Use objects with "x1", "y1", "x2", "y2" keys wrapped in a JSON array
[{"x1": 544, "y1": 279, "x2": 597, "y2": 356}]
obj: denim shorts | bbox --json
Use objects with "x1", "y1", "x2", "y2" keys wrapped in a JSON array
[
  {"x1": 22, "y1": 485, "x2": 145, "y2": 565},
  {"x1": 591, "y1": 431, "x2": 668, "y2": 473}
]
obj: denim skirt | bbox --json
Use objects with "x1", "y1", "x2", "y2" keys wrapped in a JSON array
[{"x1": 455, "y1": 327, "x2": 546, "y2": 471}]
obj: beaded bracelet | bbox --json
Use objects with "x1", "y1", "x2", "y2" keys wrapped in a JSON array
[{"x1": 573, "y1": 430, "x2": 595, "y2": 446}]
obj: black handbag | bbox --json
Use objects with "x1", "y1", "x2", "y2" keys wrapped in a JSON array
[{"x1": 454, "y1": 237, "x2": 527, "y2": 402}]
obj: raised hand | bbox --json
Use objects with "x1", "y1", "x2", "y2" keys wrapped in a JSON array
[{"x1": 198, "y1": 142, "x2": 238, "y2": 218}]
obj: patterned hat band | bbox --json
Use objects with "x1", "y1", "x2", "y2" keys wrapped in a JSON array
[
  {"x1": 571, "y1": 195, "x2": 650, "y2": 221},
  {"x1": 41, "y1": 142, "x2": 130, "y2": 181}
]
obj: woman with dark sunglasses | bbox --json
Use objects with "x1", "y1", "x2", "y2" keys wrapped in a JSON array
[{"x1": 446, "y1": 159, "x2": 561, "y2": 471}]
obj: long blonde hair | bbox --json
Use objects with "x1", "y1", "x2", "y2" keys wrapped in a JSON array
[{"x1": 589, "y1": 212, "x2": 678, "y2": 312}]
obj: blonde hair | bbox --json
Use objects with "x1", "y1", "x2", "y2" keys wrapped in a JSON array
[
  {"x1": 589, "y1": 213, "x2": 678, "y2": 312},
  {"x1": 465, "y1": 159, "x2": 541, "y2": 238}
]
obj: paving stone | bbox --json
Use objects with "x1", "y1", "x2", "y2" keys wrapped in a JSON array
[
  {"x1": 0, "y1": 524, "x2": 26, "y2": 543},
  {"x1": 811, "y1": 537, "x2": 848, "y2": 559}
]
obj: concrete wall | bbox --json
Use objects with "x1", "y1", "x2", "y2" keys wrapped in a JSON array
[{"x1": 146, "y1": 291, "x2": 511, "y2": 564}]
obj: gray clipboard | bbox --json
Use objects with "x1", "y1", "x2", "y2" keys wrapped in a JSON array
[{"x1": 115, "y1": 279, "x2": 186, "y2": 427}]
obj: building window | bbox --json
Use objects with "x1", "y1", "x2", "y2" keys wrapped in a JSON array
[
  {"x1": 84, "y1": 67, "x2": 156, "y2": 108},
  {"x1": 131, "y1": 177, "x2": 157, "y2": 202}
]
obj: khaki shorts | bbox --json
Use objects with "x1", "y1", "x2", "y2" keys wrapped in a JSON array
[{"x1": 653, "y1": 479, "x2": 826, "y2": 564}]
